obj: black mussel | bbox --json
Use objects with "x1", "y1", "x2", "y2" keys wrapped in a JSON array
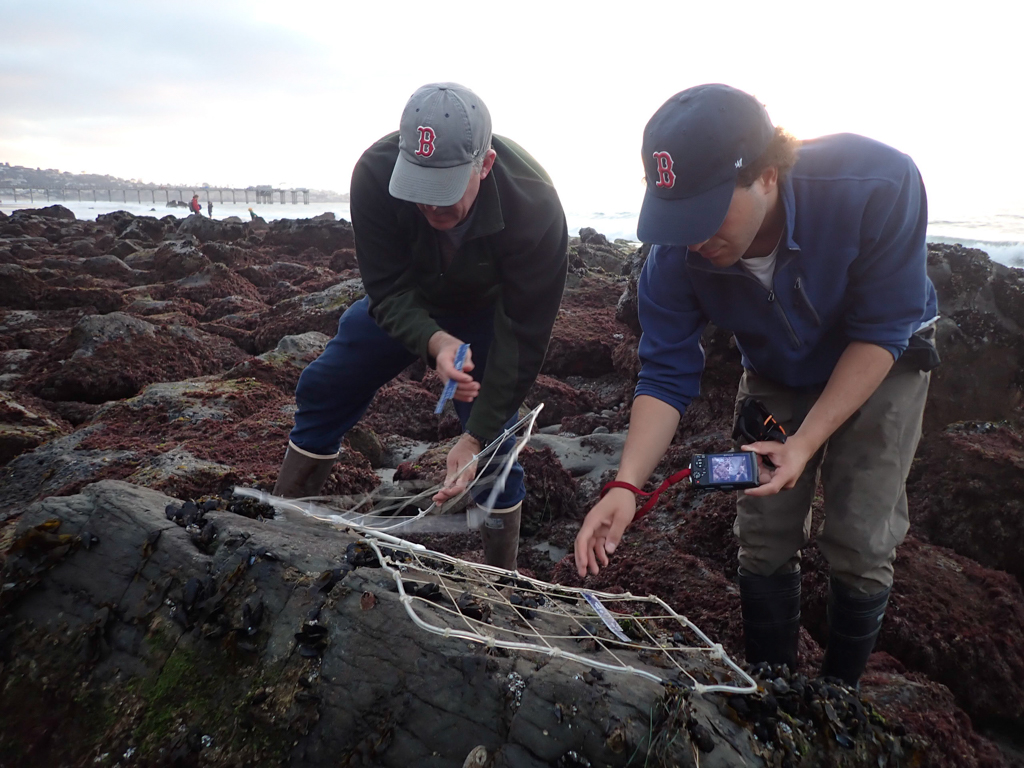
[
  {"x1": 306, "y1": 601, "x2": 324, "y2": 622},
  {"x1": 165, "y1": 504, "x2": 181, "y2": 521},
  {"x1": 555, "y1": 751, "x2": 592, "y2": 768},
  {"x1": 170, "y1": 604, "x2": 189, "y2": 628},
  {"x1": 456, "y1": 592, "x2": 490, "y2": 622},
  {"x1": 200, "y1": 523, "x2": 216, "y2": 546},
  {"x1": 833, "y1": 728, "x2": 855, "y2": 749},
  {"x1": 687, "y1": 721, "x2": 715, "y2": 753},
  {"x1": 294, "y1": 622, "x2": 328, "y2": 652},
  {"x1": 80, "y1": 531, "x2": 100, "y2": 550},
  {"x1": 242, "y1": 598, "x2": 264, "y2": 635},
  {"x1": 201, "y1": 498, "x2": 220, "y2": 512},
  {"x1": 753, "y1": 720, "x2": 773, "y2": 744},
  {"x1": 728, "y1": 695, "x2": 751, "y2": 719},
  {"x1": 183, "y1": 577, "x2": 204, "y2": 612},
  {"x1": 345, "y1": 542, "x2": 380, "y2": 568}
]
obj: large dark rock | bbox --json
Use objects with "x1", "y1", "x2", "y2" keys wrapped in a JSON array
[
  {"x1": 250, "y1": 278, "x2": 364, "y2": 353},
  {"x1": 907, "y1": 422, "x2": 1024, "y2": 586},
  {"x1": 21, "y1": 312, "x2": 248, "y2": 403},
  {"x1": 11, "y1": 204, "x2": 76, "y2": 220},
  {"x1": 0, "y1": 480, "x2": 766, "y2": 768},
  {"x1": 265, "y1": 218, "x2": 355, "y2": 254},
  {"x1": 176, "y1": 214, "x2": 247, "y2": 243}
]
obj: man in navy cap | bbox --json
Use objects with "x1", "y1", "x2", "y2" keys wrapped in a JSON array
[
  {"x1": 274, "y1": 83, "x2": 568, "y2": 570},
  {"x1": 575, "y1": 84, "x2": 938, "y2": 687}
]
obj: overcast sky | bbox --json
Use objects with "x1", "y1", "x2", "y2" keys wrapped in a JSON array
[{"x1": 2, "y1": 0, "x2": 1022, "y2": 221}]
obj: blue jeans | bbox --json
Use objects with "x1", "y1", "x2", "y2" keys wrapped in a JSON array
[{"x1": 289, "y1": 296, "x2": 525, "y2": 508}]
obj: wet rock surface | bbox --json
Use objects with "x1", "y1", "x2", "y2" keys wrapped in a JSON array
[{"x1": 1, "y1": 209, "x2": 1023, "y2": 766}]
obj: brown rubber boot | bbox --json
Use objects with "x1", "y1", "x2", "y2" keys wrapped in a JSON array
[
  {"x1": 479, "y1": 503, "x2": 522, "y2": 571},
  {"x1": 272, "y1": 441, "x2": 338, "y2": 498}
]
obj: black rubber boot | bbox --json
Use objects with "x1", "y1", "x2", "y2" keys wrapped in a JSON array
[
  {"x1": 821, "y1": 577, "x2": 890, "y2": 687},
  {"x1": 738, "y1": 568, "x2": 802, "y2": 672},
  {"x1": 272, "y1": 442, "x2": 337, "y2": 498},
  {"x1": 479, "y1": 503, "x2": 522, "y2": 571}
]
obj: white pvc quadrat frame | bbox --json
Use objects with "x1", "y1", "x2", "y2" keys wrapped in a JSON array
[
  {"x1": 235, "y1": 401, "x2": 757, "y2": 695},
  {"x1": 365, "y1": 536, "x2": 758, "y2": 695}
]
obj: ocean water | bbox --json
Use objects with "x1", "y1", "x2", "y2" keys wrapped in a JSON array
[{"x1": 3, "y1": 197, "x2": 1022, "y2": 269}]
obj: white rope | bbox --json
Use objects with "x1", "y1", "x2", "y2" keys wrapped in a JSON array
[
  {"x1": 234, "y1": 404, "x2": 545, "y2": 534},
  {"x1": 233, "y1": 401, "x2": 756, "y2": 694}
]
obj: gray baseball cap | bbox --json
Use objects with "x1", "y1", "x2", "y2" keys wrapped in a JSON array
[{"x1": 389, "y1": 83, "x2": 492, "y2": 207}]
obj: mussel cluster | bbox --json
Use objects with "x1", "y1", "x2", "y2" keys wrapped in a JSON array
[
  {"x1": 164, "y1": 499, "x2": 218, "y2": 554},
  {"x1": 720, "y1": 662, "x2": 925, "y2": 766}
]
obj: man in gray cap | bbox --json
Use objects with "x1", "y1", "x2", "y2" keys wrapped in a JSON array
[
  {"x1": 575, "y1": 84, "x2": 939, "y2": 687},
  {"x1": 274, "y1": 83, "x2": 568, "y2": 571}
]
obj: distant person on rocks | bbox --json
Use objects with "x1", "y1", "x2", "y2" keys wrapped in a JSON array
[
  {"x1": 189, "y1": 194, "x2": 201, "y2": 216},
  {"x1": 573, "y1": 84, "x2": 939, "y2": 688},
  {"x1": 207, "y1": 200, "x2": 213, "y2": 217},
  {"x1": 273, "y1": 83, "x2": 568, "y2": 571},
  {"x1": 248, "y1": 207, "x2": 257, "y2": 220}
]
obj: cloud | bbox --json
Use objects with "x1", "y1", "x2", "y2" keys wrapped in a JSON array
[{"x1": 1, "y1": 0, "x2": 331, "y2": 122}]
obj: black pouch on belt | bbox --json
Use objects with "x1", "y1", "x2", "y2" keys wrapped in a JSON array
[{"x1": 900, "y1": 323, "x2": 941, "y2": 372}]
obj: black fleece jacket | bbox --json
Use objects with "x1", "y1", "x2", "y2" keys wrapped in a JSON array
[{"x1": 350, "y1": 132, "x2": 568, "y2": 443}]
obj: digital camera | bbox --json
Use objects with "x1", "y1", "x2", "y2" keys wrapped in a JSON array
[{"x1": 690, "y1": 451, "x2": 760, "y2": 491}]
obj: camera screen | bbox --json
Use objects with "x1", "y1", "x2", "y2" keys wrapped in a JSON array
[{"x1": 709, "y1": 453, "x2": 754, "y2": 483}]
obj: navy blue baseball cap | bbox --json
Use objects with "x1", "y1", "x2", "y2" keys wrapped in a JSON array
[{"x1": 637, "y1": 84, "x2": 775, "y2": 246}]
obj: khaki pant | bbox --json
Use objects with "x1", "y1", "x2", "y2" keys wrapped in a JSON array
[{"x1": 733, "y1": 355, "x2": 930, "y2": 595}]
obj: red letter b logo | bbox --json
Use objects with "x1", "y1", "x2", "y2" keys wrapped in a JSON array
[
  {"x1": 415, "y1": 126, "x2": 436, "y2": 158},
  {"x1": 653, "y1": 151, "x2": 675, "y2": 188}
]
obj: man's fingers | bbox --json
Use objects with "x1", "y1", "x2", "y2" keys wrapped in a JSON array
[
  {"x1": 452, "y1": 382, "x2": 480, "y2": 403},
  {"x1": 604, "y1": 515, "x2": 632, "y2": 554},
  {"x1": 745, "y1": 474, "x2": 787, "y2": 497},
  {"x1": 574, "y1": 540, "x2": 590, "y2": 577},
  {"x1": 575, "y1": 533, "x2": 597, "y2": 577}
]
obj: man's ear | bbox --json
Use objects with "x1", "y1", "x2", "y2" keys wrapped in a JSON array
[
  {"x1": 760, "y1": 165, "x2": 779, "y2": 192},
  {"x1": 479, "y1": 149, "x2": 497, "y2": 179}
]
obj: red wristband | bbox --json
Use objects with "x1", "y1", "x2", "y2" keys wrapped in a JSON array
[{"x1": 600, "y1": 468, "x2": 691, "y2": 521}]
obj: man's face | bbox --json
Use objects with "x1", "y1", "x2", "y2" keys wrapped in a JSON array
[
  {"x1": 417, "y1": 150, "x2": 496, "y2": 231},
  {"x1": 687, "y1": 168, "x2": 780, "y2": 267}
]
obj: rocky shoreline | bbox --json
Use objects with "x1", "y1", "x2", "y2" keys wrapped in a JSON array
[{"x1": 1, "y1": 205, "x2": 1023, "y2": 767}]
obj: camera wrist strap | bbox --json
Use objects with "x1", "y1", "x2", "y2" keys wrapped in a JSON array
[{"x1": 600, "y1": 468, "x2": 691, "y2": 520}]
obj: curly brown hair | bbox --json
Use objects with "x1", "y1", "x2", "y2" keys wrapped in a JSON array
[{"x1": 736, "y1": 127, "x2": 800, "y2": 187}]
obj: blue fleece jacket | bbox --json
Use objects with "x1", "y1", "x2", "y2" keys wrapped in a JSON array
[{"x1": 635, "y1": 133, "x2": 938, "y2": 415}]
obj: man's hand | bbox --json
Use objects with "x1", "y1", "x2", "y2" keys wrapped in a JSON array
[
  {"x1": 741, "y1": 341, "x2": 895, "y2": 497},
  {"x1": 433, "y1": 433, "x2": 482, "y2": 505},
  {"x1": 573, "y1": 488, "x2": 637, "y2": 577},
  {"x1": 741, "y1": 435, "x2": 815, "y2": 496},
  {"x1": 428, "y1": 331, "x2": 479, "y2": 402}
]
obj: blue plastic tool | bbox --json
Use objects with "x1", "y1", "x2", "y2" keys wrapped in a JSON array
[{"x1": 434, "y1": 343, "x2": 470, "y2": 414}]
